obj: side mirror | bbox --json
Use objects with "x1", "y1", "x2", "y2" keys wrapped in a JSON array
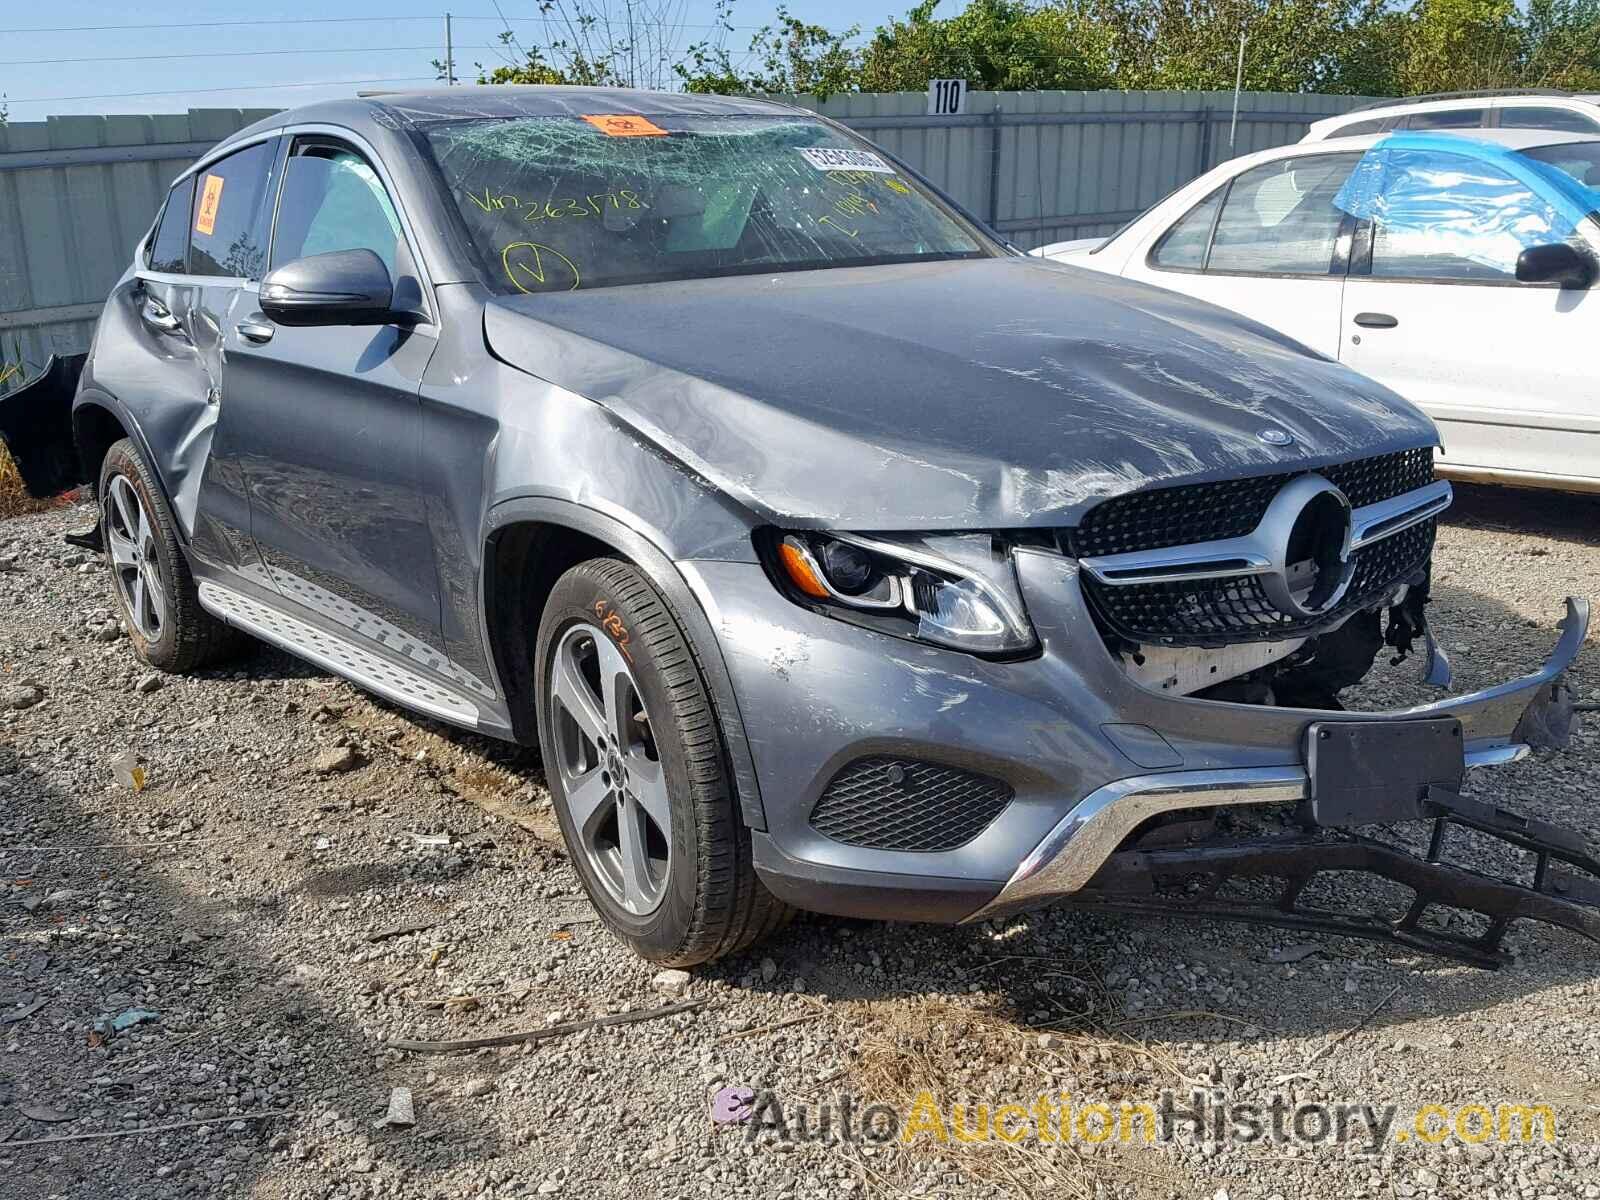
[
  {"x1": 1515, "y1": 242, "x2": 1596, "y2": 289},
  {"x1": 260, "y1": 248, "x2": 394, "y2": 327}
]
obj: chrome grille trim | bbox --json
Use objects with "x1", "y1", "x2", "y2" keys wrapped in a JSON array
[{"x1": 1080, "y1": 479, "x2": 1451, "y2": 588}]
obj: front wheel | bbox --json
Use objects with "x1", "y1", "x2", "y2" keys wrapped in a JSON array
[{"x1": 534, "y1": 557, "x2": 790, "y2": 966}]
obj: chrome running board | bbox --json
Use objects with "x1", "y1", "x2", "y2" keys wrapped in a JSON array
[{"x1": 196, "y1": 580, "x2": 481, "y2": 728}]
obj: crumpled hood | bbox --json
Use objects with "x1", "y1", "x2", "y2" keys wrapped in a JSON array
[{"x1": 484, "y1": 256, "x2": 1436, "y2": 528}]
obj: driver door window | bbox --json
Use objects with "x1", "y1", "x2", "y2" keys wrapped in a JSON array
[
  {"x1": 1362, "y1": 149, "x2": 1582, "y2": 282},
  {"x1": 271, "y1": 141, "x2": 416, "y2": 302}
]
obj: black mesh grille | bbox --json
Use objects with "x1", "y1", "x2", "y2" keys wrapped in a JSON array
[
  {"x1": 1086, "y1": 519, "x2": 1435, "y2": 647},
  {"x1": 809, "y1": 757, "x2": 1012, "y2": 852},
  {"x1": 1075, "y1": 448, "x2": 1437, "y2": 648},
  {"x1": 1075, "y1": 448, "x2": 1435, "y2": 557}
]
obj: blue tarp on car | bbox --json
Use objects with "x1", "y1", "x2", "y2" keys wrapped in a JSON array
[{"x1": 1333, "y1": 132, "x2": 1600, "y2": 278}]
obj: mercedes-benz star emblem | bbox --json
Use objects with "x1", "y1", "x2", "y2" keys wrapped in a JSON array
[
  {"x1": 1257, "y1": 475, "x2": 1355, "y2": 619},
  {"x1": 1257, "y1": 428, "x2": 1295, "y2": 447}
]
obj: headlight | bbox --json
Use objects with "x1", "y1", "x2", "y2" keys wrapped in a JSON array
[{"x1": 761, "y1": 530, "x2": 1037, "y2": 656}]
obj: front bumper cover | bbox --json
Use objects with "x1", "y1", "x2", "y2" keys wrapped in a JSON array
[
  {"x1": 966, "y1": 602, "x2": 1584, "y2": 923},
  {"x1": 689, "y1": 547, "x2": 1589, "y2": 962}
]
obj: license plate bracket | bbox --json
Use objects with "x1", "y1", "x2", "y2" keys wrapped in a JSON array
[{"x1": 1305, "y1": 717, "x2": 1465, "y2": 827}]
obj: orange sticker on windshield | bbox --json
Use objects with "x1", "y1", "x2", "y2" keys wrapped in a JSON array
[
  {"x1": 195, "y1": 174, "x2": 224, "y2": 236},
  {"x1": 582, "y1": 114, "x2": 666, "y2": 138}
]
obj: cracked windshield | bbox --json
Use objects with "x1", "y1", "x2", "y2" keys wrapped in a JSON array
[{"x1": 422, "y1": 114, "x2": 993, "y2": 293}]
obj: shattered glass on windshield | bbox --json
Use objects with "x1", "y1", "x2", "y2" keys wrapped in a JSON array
[{"x1": 420, "y1": 115, "x2": 991, "y2": 293}]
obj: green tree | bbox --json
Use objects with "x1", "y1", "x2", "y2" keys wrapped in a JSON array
[
  {"x1": 1090, "y1": 0, "x2": 1397, "y2": 93},
  {"x1": 471, "y1": 0, "x2": 694, "y2": 88},
  {"x1": 677, "y1": 2, "x2": 861, "y2": 97},
  {"x1": 854, "y1": 0, "x2": 1114, "y2": 92},
  {"x1": 1521, "y1": 0, "x2": 1600, "y2": 88},
  {"x1": 1398, "y1": 0, "x2": 1522, "y2": 92},
  {"x1": 473, "y1": 0, "x2": 1600, "y2": 102}
]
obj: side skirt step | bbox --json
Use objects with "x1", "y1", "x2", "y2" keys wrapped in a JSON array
[{"x1": 196, "y1": 581, "x2": 482, "y2": 729}]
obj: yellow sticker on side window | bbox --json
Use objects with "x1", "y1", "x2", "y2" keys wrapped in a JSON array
[{"x1": 195, "y1": 174, "x2": 225, "y2": 236}]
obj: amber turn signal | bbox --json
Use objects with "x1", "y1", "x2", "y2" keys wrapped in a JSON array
[{"x1": 778, "y1": 538, "x2": 831, "y2": 599}]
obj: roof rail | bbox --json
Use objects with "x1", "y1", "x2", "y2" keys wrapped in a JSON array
[{"x1": 1346, "y1": 88, "x2": 1578, "y2": 114}]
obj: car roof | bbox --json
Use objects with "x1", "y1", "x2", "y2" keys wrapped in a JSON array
[
  {"x1": 231, "y1": 85, "x2": 802, "y2": 140},
  {"x1": 1263, "y1": 125, "x2": 1600, "y2": 166},
  {"x1": 1343, "y1": 90, "x2": 1600, "y2": 114},
  {"x1": 1307, "y1": 93, "x2": 1600, "y2": 137}
]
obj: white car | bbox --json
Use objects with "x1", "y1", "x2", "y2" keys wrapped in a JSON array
[
  {"x1": 1035, "y1": 128, "x2": 1600, "y2": 493},
  {"x1": 1303, "y1": 89, "x2": 1600, "y2": 141}
]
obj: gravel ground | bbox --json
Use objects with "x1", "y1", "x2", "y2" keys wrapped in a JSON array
[{"x1": 2, "y1": 484, "x2": 1598, "y2": 1200}]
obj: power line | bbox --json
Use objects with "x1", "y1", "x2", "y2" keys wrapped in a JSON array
[
  {"x1": 7, "y1": 14, "x2": 779, "y2": 35},
  {"x1": 2, "y1": 75, "x2": 438, "y2": 106},
  {"x1": 0, "y1": 45, "x2": 500, "y2": 68}
]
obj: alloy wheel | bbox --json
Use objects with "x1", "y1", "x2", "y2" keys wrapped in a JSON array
[
  {"x1": 549, "y1": 622, "x2": 672, "y2": 916},
  {"x1": 104, "y1": 474, "x2": 166, "y2": 642}
]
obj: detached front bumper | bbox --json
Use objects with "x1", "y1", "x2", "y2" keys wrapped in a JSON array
[
  {"x1": 685, "y1": 549, "x2": 1590, "y2": 947},
  {"x1": 968, "y1": 596, "x2": 1586, "y2": 924}
]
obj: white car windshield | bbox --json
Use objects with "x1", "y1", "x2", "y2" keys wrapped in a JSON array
[{"x1": 421, "y1": 114, "x2": 995, "y2": 293}]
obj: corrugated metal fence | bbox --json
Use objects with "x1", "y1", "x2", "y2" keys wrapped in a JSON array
[
  {"x1": 786, "y1": 89, "x2": 1377, "y2": 246},
  {"x1": 0, "y1": 108, "x2": 274, "y2": 394},
  {"x1": 0, "y1": 90, "x2": 1376, "y2": 396}
]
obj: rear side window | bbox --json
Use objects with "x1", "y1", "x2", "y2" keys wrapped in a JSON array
[
  {"x1": 1204, "y1": 154, "x2": 1359, "y2": 275},
  {"x1": 187, "y1": 139, "x2": 279, "y2": 279},
  {"x1": 1498, "y1": 106, "x2": 1600, "y2": 134},
  {"x1": 1149, "y1": 187, "x2": 1223, "y2": 269},
  {"x1": 1402, "y1": 107, "x2": 1489, "y2": 130},
  {"x1": 147, "y1": 177, "x2": 195, "y2": 273},
  {"x1": 1325, "y1": 118, "x2": 1387, "y2": 138}
]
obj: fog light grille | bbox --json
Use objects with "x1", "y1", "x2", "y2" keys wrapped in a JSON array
[{"x1": 809, "y1": 757, "x2": 1012, "y2": 852}]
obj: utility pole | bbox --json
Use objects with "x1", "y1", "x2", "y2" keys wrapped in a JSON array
[
  {"x1": 1229, "y1": 30, "x2": 1246, "y2": 152},
  {"x1": 445, "y1": 12, "x2": 455, "y2": 85}
]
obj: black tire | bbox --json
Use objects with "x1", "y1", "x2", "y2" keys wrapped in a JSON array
[
  {"x1": 535, "y1": 557, "x2": 791, "y2": 966},
  {"x1": 98, "y1": 438, "x2": 245, "y2": 672}
]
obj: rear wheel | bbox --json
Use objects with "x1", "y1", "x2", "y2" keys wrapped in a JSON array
[
  {"x1": 535, "y1": 557, "x2": 790, "y2": 966},
  {"x1": 98, "y1": 438, "x2": 243, "y2": 672}
]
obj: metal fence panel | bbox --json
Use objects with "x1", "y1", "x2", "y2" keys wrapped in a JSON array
[
  {"x1": 792, "y1": 89, "x2": 1377, "y2": 248},
  {"x1": 0, "y1": 108, "x2": 274, "y2": 393},
  {"x1": 0, "y1": 91, "x2": 1377, "y2": 395}
]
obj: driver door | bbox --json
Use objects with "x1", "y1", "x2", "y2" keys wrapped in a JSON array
[{"x1": 215, "y1": 135, "x2": 452, "y2": 672}]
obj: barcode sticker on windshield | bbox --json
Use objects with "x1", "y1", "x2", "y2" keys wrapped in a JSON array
[{"x1": 799, "y1": 147, "x2": 895, "y2": 174}]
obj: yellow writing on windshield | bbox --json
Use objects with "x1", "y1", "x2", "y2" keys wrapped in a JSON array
[
  {"x1": 466, "y1": 188, "x2": 648, "y2": 223},
  {"x1": 467, "y1": 188, "x2": 522, "y2": 213},
  {"x1": 501, "y1": 242, "x2": 582, "y2": 293}
]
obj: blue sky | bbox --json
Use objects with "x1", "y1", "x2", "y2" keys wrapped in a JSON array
[{"x1": 3, "y1": 1, "x2": 944, "y2": 123}]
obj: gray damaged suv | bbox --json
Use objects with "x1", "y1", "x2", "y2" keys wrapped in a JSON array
[{"x1": 2, "y1": 88, "x2": 1593, "y2": 969}]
